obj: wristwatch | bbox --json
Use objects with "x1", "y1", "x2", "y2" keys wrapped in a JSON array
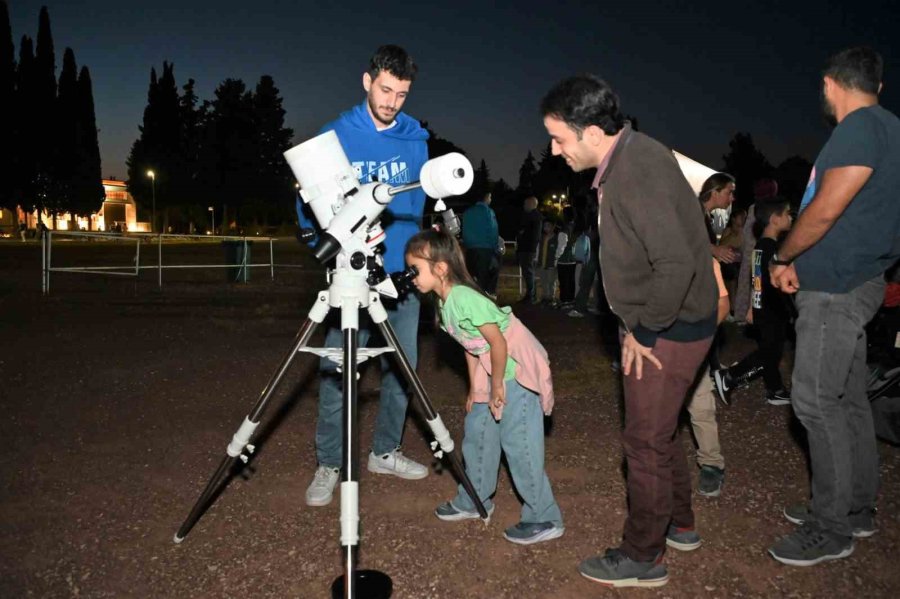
[{"x1": 770, "y1": 253, "x2": 793, "y2": 266}]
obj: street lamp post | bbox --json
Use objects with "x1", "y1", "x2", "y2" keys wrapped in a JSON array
[
  {"x1": 208, "y1": 206, "x2": 215, "y2": 235},
  {"x1": 146, "y1": 170, "x2": 156, "y2": 233}
]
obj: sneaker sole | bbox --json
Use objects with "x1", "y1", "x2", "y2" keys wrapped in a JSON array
[
  {"x1": 767, "y1": 398, "x2": 791, "y2": 406},
  {"x1": 698, "y1": 486, "x2": 722, "y2": 498},
  {"x1": 768, "y1": 543, "x2": 854, "y2": 566},
  {"x1": 579, "y1": 570, "x2": 669, "y2": 588},
  {"x1": 666, "y1": 537, "x2": 702, "y2": 551},
  {"x1": 782, "y1": 508, "x2": 876, "y2": 538},
  {"x1": 435, "y1": 505, "x2": 495, "y2": 522},
  {"x1": 503, "y1": 526, "x2": 565, "y2": 545},
  {"x1": 305, "y1": 494, "x2": 334, "y2": 507},
  {"x1": 367, "y1": 462, "x2": 429, "y2": 480},
  {"x1": 713, "y1": 371, "x2": 729, "y2": 405}
]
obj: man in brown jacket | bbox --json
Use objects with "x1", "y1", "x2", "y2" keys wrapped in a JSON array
[{"x1": 541, "y1": 75, "x2": 717, "y2": 588}]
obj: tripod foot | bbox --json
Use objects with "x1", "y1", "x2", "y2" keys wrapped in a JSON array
[
  {"x1": 173, "y1": 534, "x2": 185, "y2": 544},
  {"x1": 331, "y1": 570, "x2": 392, "y2": 599}
]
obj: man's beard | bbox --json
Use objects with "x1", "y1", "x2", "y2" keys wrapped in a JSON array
[
  {"x1": 367, "y1": 96, "x2": 396, "y2": 126},
  {"x1": 820, "y1": 89, "x2": 837, "y2": 128}
]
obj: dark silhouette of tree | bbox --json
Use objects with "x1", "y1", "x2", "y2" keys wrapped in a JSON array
[
  {"x1": 248, "y1": 75, "x2": 295, "y2": 226},
  {"x1": 0, "y1": 0, "x2": 16, "y2": 210},
  {"x1": 774, "y1": 155, "x2": 813, "y2": 210},
  {"x1": 73, "y1": 65, "x2": 103, "y2": 223},
  {"x1": 722, "y1": 132, "x2": 773, "y2": 210},
  {"x1": 127, "y1": 62, "x2": 182, "y2": 230},
  {"x1": 34, "y1": 6, "x2": 59, "y2": 223},
  {"x1": 15, "y1": 35, "x2": 38, "y2": 210},
  {"x1": 419, "y1": 121, "x2": 467, "y2": 158},
  {"x1": 473, "y1": 159, "x2": 491, "y2": 197},
  {"x1": 195, "y1": 78, "x2": 256, "y2": 229},
  {"x1": 517, "y1": 150, "x2": 536, "y2": 193},
  {"x1": 55, "y1": 47, "x2": 79, "y2": 218}
]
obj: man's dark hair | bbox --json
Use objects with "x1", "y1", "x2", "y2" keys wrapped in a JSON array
[
  {"x1": 823, "y1": 47, "x2": 883, "y2": 95},
  {"x1": 540, "y1": 75, "x2": 625, "y2": 136},
  {"x1": 369, "y1": 45, "x2": 417, "y2": 81},
  {"x1": 752, "y1": 198, "x2": 790, "y2": 239}
]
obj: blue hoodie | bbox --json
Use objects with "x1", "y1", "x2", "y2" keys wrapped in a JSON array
[{"x1": 296, "y1": 100, "x2": 429, "y2": 273}]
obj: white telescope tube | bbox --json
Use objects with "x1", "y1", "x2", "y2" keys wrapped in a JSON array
[{"x1": 283, "y1": 131, "x2": 359, "y2": 229}]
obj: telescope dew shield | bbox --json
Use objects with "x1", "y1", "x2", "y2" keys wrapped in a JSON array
[
  {"x1": 284, "y1": 131, "x2": 359, "y2": 230},
  {"x1": 418, "y1": 153, "x2": 473, "y2": 198}
]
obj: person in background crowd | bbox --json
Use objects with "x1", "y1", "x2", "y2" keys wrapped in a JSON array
[
  {"x1": 516, "y1": 196, "x2": 542, "y2": 304},
  {"x1": 462, "y1": 191, "x2": 501, "y2": 296}
]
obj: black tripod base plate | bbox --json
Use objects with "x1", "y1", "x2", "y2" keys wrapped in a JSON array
[{"x1": 331, "y1": 570, "x2": 393, "y2": 598}]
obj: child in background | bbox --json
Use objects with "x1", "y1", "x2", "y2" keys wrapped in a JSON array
[
  {"x1": 684, "y1": 259, "x2": 731, "y2": 501},
  {"x1": 714, "y1": 200, "x2": 794, "y2": 405},
  {"x1": 405, "y1": 228, "x2": 564, "y2": 545}
]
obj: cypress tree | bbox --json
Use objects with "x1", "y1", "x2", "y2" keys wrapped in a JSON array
[
  {"x1": 34, "y1": 6, "x2": 59, "y2": 224},
  {"x1": 250, "y1": 75, "x2": 294, "y2": 225},
  {"x1": 55, "y1": 47, "x2": 78, "y2": 216},
  {"x1": 0, "y1": 0, "x2": 15, "y2": 209},
  {"x1": 75, "y1": 65, "x2": 103, "y2": 224}
]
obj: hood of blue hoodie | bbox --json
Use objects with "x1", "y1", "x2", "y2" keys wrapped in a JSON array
[{"x1": 297, "y1": 100, "x2": 430, "y2": 273}]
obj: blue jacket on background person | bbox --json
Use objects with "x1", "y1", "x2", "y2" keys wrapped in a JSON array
[
  {"x1": 461, "y1": 200, "x2": 499, "y2": 250},
  {"x1": 295, "y1": 100, "x2": 429, "y2": 273}
]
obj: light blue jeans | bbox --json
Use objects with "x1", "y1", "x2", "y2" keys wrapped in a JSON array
[
  {"x1": 792, "y1": 275, "x2": 885, "y2": 537},
  {"x1": 315, "y1": 293, "x2": 420, "y2": 467},
  {"x1": 450, "y1": 378, "x2": 563, "y2": 527}
]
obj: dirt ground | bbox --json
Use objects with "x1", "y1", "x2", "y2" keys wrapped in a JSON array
[{"x1": 1, "y1": 239, "x2": 898, "y2": 598}]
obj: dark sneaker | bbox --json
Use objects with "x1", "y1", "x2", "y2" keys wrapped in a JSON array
[
  {"x1": 665, "y1": 524, "x2": 702, "y2": 551},
  {"x1": 578, "y1": 548, "x2": 668, "y2": 588},
  {"x1": 783, "y1": 504, "x2": 877, "y2": 538},
  {"x1": 434, "y1": 501, "x2": 494, "y2": 522},
  {"x1": 766, "y1": 388, "x2": 791, "y2": 406},
  {"x1": 697, "y1": 465, "x2": 725, "y2": 497},
  {"x1": 502, "y1": 521, "x2": 565, "y2": 545},
  {"x1": 567, "y1": 308, "x2": 585, "y2": 318},
  {"x1": 769, "y1": 522, "x2": 854, "y2": 566},
  {"x1": 712, "y1": 369, "x2": 731, "y2": 405}
]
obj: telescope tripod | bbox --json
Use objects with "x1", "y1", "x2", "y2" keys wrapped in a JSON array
[{"x1": 174, "y1": 268, "x2": 488, "y2": 599}]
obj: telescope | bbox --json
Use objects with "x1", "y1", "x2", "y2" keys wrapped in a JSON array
[{"x1": 285, "y1": 130, "x2": 471, "y2": 266}]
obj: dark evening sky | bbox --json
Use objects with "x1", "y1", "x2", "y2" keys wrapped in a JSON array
[{"x1": 9, "y1": 0, "x2": 898, "y2": 184}]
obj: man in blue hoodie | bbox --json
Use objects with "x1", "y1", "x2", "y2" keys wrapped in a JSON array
[{"x1": 297, "y1": 45, "x2": 431, "y2": 507}]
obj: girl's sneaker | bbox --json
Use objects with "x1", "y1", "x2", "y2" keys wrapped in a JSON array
[
  {"x1": 502, "y1": 521, "x2": 565, "y2": 545},
  {"x1": 434, "y1": 501, "x2": 494, "y2": 521}
]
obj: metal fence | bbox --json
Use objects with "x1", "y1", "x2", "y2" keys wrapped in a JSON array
[{"x1": 40, "y1": 231, "x2": 280, "y2": 294}]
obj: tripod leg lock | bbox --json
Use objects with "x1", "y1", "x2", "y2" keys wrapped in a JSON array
[
  {"x1": 426, "y1": 415, "x2": 455, "y2": 454},
  {"x1": 226, "y1": 417, "x2": 260, "y2": 458}
]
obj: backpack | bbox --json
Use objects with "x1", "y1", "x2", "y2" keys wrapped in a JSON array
[{"x1": 573, "y1": 233, "x2": 590, "y2": 263}]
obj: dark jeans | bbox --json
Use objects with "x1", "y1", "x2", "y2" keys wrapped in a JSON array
[
  {"x1": 557, "y1": 262, "x2": 576, "y2": 303},
  {"x1": 465, "y1": 247, "x2": 499, "y2": 295},
  {"x1": 792, "y1": 275, "x2": 884, "y2": 537},
  {"x1": 620, "y1": 334, "x2": 713, "y2": 562},
  {"x1": 517, "y1": 251, "x2": 537, "y2": 301},
  {"x1": 728, "y1": 313, "x2": 788, "y2": 392}
]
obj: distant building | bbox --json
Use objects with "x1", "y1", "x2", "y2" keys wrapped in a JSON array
[{"x1": 1, "y1": 179, "x2": 150, "y2": 235}]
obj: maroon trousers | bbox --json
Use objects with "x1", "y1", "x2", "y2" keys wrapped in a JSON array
[{"x1": 619, "y1": 335, "x2": 713, "y2": 562}]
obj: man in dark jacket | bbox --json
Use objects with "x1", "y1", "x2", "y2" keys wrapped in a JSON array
[
  {"x1": 515, "y1": 196, "x2": 542, "y2": 303},
  {"x1": 541, "y1": 75, "x2": 717, "y2": 588}
]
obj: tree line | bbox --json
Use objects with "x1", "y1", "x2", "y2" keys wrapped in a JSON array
[{"x1": 1, "y1": 3, "x2": 811, "y2": 236}]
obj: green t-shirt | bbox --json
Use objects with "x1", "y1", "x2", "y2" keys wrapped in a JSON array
[{"x1": 439, "y1": 285, "x2": 517, "y2": 381}]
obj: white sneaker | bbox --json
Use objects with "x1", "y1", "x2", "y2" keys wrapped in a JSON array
[
  {"x1": 567, "y1": 309, "x2": 585, "y2": 318},
  {"x1": 305, "y1": 465, "x2": 340, "y2": 506},
  {"x1": 367, "y1": 449, "x2": 428, "y2": 480}
]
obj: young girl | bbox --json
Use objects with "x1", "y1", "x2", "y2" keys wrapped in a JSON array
[
  {"x1": 714, "y1": 199, "x2": 794, "y2": 405},
  {"x1": 405, "y1": 228, "x2": 564, "y2": 545}
]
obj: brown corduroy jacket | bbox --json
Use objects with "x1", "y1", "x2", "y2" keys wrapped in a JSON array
[{"x1": 595, "y1": 124, "x2": 717, "y2": 347}]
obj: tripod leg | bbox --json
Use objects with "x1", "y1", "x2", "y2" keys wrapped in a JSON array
[
  {"x1": 175, "y1": 294, "x2": 330, "y2": 543},
  {"x1": 340, "y1": 324, "x2": 359, "y2": 598},
  {"x1": 369, "y1": 295, "x2": 489, "y2": 520}
]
